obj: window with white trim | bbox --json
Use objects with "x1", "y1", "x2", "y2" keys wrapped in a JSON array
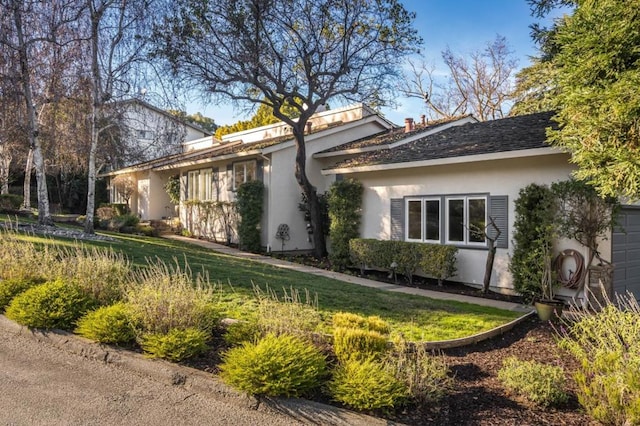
[
  {"x1": 446, "y1": 196, "x2": 487, "y2": 245},
  {"x1": 186, "y1": 168, "x2": 215, "y2": 201},
  {"x1": 406, "y1": 198, "x2": 441, "y2": 243},
  {"x1": 233, "y1": 160, "x2": 256, "y2": 190},
  {"x1": 405, "y1": 195, "x2": 487, "y2": 247}
]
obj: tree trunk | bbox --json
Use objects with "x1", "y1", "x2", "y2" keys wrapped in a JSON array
[
  {"x1": 84, "y1": 11, "x2": 101, "y2": 234},
  {"x1": 13, "y1": 2, "x2": 51, "y2": 225},
  {"x1": 0, "y1": 143, "x2": 10, "y2": 195},
  {"x1": 292, "y1": 125, "x2": 327, "y2": 258},
  {"x1": 22, "y1": 148, "x2": 33, "y2": 209}
]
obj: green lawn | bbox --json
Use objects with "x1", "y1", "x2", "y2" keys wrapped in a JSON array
[{"x1": 1, "y1": 219, "x2": 521, "y2": 341}]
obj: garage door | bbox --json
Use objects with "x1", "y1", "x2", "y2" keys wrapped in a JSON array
[{"x1": 612, "y1": 207, "x2": 640, "y2": 299}]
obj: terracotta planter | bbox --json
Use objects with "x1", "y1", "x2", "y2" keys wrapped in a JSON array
[{"x1": 534, "y1": 300, "x2": 564, "y2": 322}]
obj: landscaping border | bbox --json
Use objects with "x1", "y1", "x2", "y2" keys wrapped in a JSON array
[{"x1": 0, "y1": 314, "x2": 397, "y2": 426}]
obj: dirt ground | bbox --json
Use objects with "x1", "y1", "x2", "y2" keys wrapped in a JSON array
[{"x1": 391, "y1": 315, "x2": 596, "y2": 425}]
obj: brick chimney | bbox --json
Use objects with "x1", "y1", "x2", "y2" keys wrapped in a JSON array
[
  {"x1": 420, "y1": 114, "x2": 426, "y2": 126},
  {"x1": 404, "y1": 117, "x2": 414, "y2": 133},
  {"x1": 305, "y1": 121, "x2": 312, "y2": 134}
]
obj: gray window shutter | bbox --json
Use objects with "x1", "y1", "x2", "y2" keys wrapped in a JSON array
[
  {"x1": 212, "y1": 167, "x2": 219, "y2": 200},
  {"x1": 226, "y1": 164, "x2": 233, "y2": 191},
  {"x1": 256, "y1": 159, "x2": 264, "y2": 182},
  {"x1": 489, "y1": 195, "x2": 508, "y2": 249},
  {"x1": 390, "y1": 198, "x2": 404, "y2": 241}
]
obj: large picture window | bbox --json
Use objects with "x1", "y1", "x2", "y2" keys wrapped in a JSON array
[
  {"x1": 405, "y1": 195, "x2": 487, "y2": 247},
  {"x1": 233, "y1": 160, "x2": 257, "y2": 190}
]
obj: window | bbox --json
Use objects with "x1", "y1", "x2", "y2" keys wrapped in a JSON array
[
  {"x1": 186, "y1": 168, "x2": 215, "y2": 201},
  {"x1": 446, "y1": 196, "x2": 487, "y2": 245},
  {"x1": 405, "y1": 198, "x2": 440, "y2": 243},
  {"x1": 233, "y1": 160, "x2": 257, "y2": 190},
  {"x1": 404, "y1": 195, "x2": 487, "y2": 247}
]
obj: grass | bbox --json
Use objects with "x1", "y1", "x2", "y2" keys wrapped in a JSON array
[{"x1": 0, "y1": 216, "x2": 520, "y2": 341}]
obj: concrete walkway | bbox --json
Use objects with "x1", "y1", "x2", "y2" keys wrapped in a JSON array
[{"x1": 163, "y1": 235, "x2": 531, "y2": 313}]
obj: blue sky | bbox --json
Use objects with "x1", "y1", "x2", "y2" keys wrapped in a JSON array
[{"x1": 188, "y1": 0, "x2": 561, "y2": 126}]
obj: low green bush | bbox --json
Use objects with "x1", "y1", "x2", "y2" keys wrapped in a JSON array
[
  {"x1": 0, "y1": 277, "x2": 45, "y2": 311},
  {"x1": 5, "y1": 279, "x2": 96, "y2": 330},
  {"x1": 0, "y1": 194, "x2": 23, "y2": 212},
  {"x1": 75, "y1": 303, "x2": 136, "y2": 344},
  {"x1": 498, "y1": 357, "x2": 568, "y2": 407},
  {"x1": 349, "y1": 239, "x2": 457, "y2": 285},
  {"x1": 333, "y1": 327, "x2": 388, "y2": 362},
  {"x1": 332, "y1": 312, "x2": 390, "y2": 334},
  {"x1": 220, "y1": 333, "x2": 327, "y2": 397},
  {"x1": 223, "y1": 319, "x2": 260, "y2": 346},
  {"x1": 386, "y1": 340, "x2": 452, "y2": 404},
  {"x1": 328, "y1": 356, "x2": 407, "y2": 410},
  {"x1": 139, "y1": 328, "x2": 210, "y2": 361},
  {"x1": 558, "y1": 297, "x2": 640, "y2": 424}
]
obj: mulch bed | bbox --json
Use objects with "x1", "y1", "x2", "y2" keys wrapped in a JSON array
[{"x1": 263, "y1": 253, "x2": 596, "y2": 425}]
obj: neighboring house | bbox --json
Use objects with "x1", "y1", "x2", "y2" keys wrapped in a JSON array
[
  {"x1": 321, "y1": 111, "x2": 640, "y2": 301},
  {"x1": 113, "y1": 98, "x2": 212, "y2": 168}
]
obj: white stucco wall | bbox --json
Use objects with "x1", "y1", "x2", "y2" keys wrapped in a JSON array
[
  {"x1": 265, "y1": 120, "x2": 388, "y2": 252},
  {"x1": 348, "y1": 152, "x2": 589, "y2": 293}
]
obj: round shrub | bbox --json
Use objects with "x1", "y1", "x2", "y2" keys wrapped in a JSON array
[
  {"x1": 5, "y1": 279, "x2": 96, "y2": 330},
  {"x1": 75, "y1": 303, "x2": 136, "y2": 344},
  {"x1": 329, "y1": 356, "x2": 407, "y2": 410},
  {"x1": 219, "y1": 333, "x2": 327, "y2": 397},
  {"x1": 0, "y1": 277, "x2": 45, "y2": 311},
  {"x1": 333, "y1": 327, "x2": 389, "y2": 362},
  {"x1": 332, "y1": 312, "x2": 390, "y2": 334},
  {"x1": 498, "y1": 357, "x2": 568, "y2": 407},
  {"x1": 139, "y1": 328, "x2": 210, "y2": 362}
]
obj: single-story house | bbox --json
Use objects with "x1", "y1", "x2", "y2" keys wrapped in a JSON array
[
  {"x1": 104, "y1": 105, "x2": 640, "y2": 300},
  {"x1": 320, "y1": 111, "x2": 640, "y2": 301},
  {"x1": 103, "y1": 104, "x2": 476, "y2": 251}
]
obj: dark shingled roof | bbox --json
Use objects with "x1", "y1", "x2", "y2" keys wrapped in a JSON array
[
  {"x1": 318, "y1": 116, "x2": 472, "y2": 154},
  {"x1": 330, "y1": 111, "x2": 556, "y2": 169}
]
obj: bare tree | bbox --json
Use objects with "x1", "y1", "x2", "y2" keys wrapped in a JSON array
[
  {"x1": 156, "y1": 0, "x2": 420, "y2": 257},
  {"x1": 82, "y1": 0, "x2": 158, "y2": 233},
  {"x1": 0, "y1": 0, "x2": 86, "y2": 222},
  {"x1": 403, "y1": 35, "x2": 518, "y2": 121}
]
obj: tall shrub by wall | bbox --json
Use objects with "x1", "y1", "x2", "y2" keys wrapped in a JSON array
[
  {"x1": 510, "y1": 183, "x2": 556, "y2": 302},
  {"x1": 328, "y1": 179, "x2": 363, "y2": 270},
  {"x1": 236, "y1": 180, "x2": 264, "y2": 253}
]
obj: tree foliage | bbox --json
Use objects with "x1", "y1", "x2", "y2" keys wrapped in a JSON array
[
  {"x1": 214, "y1": 102, "x2": 299, "y2": 139},
  {"x1": 155, "y1": 0, "x2": 420, "y2": 257},
  {"x1": 517, "y1": 0, "x2": 640, "y2": 200}
]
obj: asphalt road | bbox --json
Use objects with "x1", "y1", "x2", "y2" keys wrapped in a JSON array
[{"x1": 0, "y1": 326, "x2": 300, "y2": 426}]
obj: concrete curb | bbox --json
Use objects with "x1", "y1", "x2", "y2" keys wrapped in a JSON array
[{"x1": 0, "y1": 315, "x2": 399, "y2": 426}]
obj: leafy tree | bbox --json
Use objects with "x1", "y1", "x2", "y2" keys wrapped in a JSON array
[
  {"x1": 215, "y1": 102, "x2": 299, "y2": 139},
  {"x1": 155, "y1": 0, "x2": 420, "y2": 257},
  {"x1": 518, "y1": 0, "x2": 640, "y2": 200},
  {"x1": 403, "y1": 35, "x2": 518, "y2": 121}
]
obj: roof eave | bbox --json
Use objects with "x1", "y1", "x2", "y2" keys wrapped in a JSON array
[{"x1": 322, "y1": 146, "x2": 565, "y2": 175}]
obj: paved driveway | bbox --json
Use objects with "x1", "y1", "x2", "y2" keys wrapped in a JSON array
[{"x1": 0, "y1": 325, "x2": 300, "y2": 426}]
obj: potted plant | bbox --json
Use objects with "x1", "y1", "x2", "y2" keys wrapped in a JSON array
[{"x1": 534, "y1": 242, "x2": 563, "y2": 321}]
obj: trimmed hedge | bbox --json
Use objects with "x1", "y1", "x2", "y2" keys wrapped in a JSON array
[{"x1": 349, "y1": 239, "x2": 457, "y2": 285}]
